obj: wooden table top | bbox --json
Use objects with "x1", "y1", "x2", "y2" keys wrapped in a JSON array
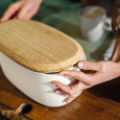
[{"x1": 0, "y1": 68, "x2": 120, "y2": 120}]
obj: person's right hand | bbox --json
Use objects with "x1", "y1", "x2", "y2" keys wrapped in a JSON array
[
  {"x1": 1, "y1": 0, "x2": 43, "y2": 22},
  {"x1": 52, "y1": 60, "x2": 120, "y2": 103}
]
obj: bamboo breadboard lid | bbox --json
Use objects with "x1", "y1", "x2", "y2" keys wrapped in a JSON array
[{"x1": 0, "y1": 20, "x2": 85, "y2": 73}]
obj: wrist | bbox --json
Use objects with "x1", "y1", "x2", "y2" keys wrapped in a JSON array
[
  {"x1": 111, "y1": 37, "x2": 120, "y2": 62},
  {"x1": 115, "y1": 62, "x2": 120, "y2": 77}
]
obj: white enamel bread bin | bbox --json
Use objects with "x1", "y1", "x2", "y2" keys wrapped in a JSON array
[{"x1": 0, "y1": 20, "x2": 86, "y2": 107}]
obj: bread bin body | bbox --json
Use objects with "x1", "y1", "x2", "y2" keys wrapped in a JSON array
[
  {"x1": 0, "y1": 52, "x2": 80, "y2": 107},
  {"x1": 0, "y1": 20, "x2": 86, "y2": 107}
]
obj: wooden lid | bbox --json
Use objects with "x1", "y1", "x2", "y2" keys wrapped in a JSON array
[{"x1": 0, "y1": 20, "x2": 85, "y2": 73}]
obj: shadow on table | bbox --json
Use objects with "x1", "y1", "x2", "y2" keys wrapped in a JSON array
[{"x1": 89, "y1": 77, "x2": 120, "y2": 103}]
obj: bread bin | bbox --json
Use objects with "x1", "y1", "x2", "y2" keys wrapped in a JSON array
[{"x1": 0, "y1": 20, "x2": 86, "y2": 107}]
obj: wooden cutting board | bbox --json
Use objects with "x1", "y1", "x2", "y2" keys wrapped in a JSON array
[{"x1": 0, "y1": 20, "x2": 85, "y2": 73}]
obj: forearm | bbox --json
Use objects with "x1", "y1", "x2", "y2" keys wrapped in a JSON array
[{"x1": 111, "y1": 37, "x2": 120, "y2": 62}]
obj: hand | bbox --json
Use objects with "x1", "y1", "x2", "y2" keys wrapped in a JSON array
[
  {"x1": 52, "y1": 61, "x2": 120, "y2": 103},
  {"x1": 1, "y1": 0, "x2": 42, "y2": 22}
]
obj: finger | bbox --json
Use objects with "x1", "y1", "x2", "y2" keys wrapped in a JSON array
[
  {"x1": 54, "y1": 88, "x2": 68, "y2": 96},
  {"x1": 60, "y1": 70, "x2": 91, "y2": 85},
  {"x1": 18, "y1": 5, "x2": 39, "y2": 19},
  {"x1": 64, "y1": 96, "x2": 74, "y2": 103},
  {"x1": 54, "y1": 80, "x2": 79, "y2": 96},
  {"x1": 1, "y1": 2, "x2": 24, "y2": 22},
  {"x1": 78, "y1": 60, "x2": 102, "y2": 71},
  {"x1": 53, "y1": 80, "x2": 87, "y2": 96},
  {"x1": 17, "y1": 1, "x2": 36, "y2": 19},
  {"x1": 54, "y1": 88, "x2": 64, "y2": 94},
  {"x1": 54, "y1": 88, "x2": 62, "y2": 94},
  {"x1": 52, "y1": 81, "x2": 72, "y2": 95},
  {"x1": 54, "y1": 88, "x2": 63, "y2": 94},
  {"x1": 70, "y1": 81, "x2": 88, "y2": 94},
  {"x1": 64, "y1": 91, "x2": 81, "y2": 103},
  {"x1": 23, "y1": 0, "x2": 41, "y2": 19}
]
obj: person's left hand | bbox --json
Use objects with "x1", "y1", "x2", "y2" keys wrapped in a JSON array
[
  {"x1": 52, "y1": 60, "x2": 120, "y2": 103},
  {"x1": 0, "y1": 0, "x2": 42, "y2": 22}
]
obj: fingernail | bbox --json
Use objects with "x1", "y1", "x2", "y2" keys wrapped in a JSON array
[
  {"x1": 78, "y1": 62, "x2": 84, "y2": 68},
  {"x1": 66, "y1": 97, "x2": 74, "y2": 103},
  {"x1": 55, "y1": 90, "x2": 61, "y2": 94},
  {"x1": 64, "y1": 99, "x2": 71, "y2": 103}
]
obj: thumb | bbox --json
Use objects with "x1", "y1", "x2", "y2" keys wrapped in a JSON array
[{"x1": 78, "y1": 61, "x2": 102, "y2": 71}]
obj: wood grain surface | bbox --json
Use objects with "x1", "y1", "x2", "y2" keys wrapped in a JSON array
[
  {"x1": 0, "y1": 69, "x2": 120, "y2": 120},
  {"x1": 0, "y1": 20, "x2": 85, "y2": 73}
]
